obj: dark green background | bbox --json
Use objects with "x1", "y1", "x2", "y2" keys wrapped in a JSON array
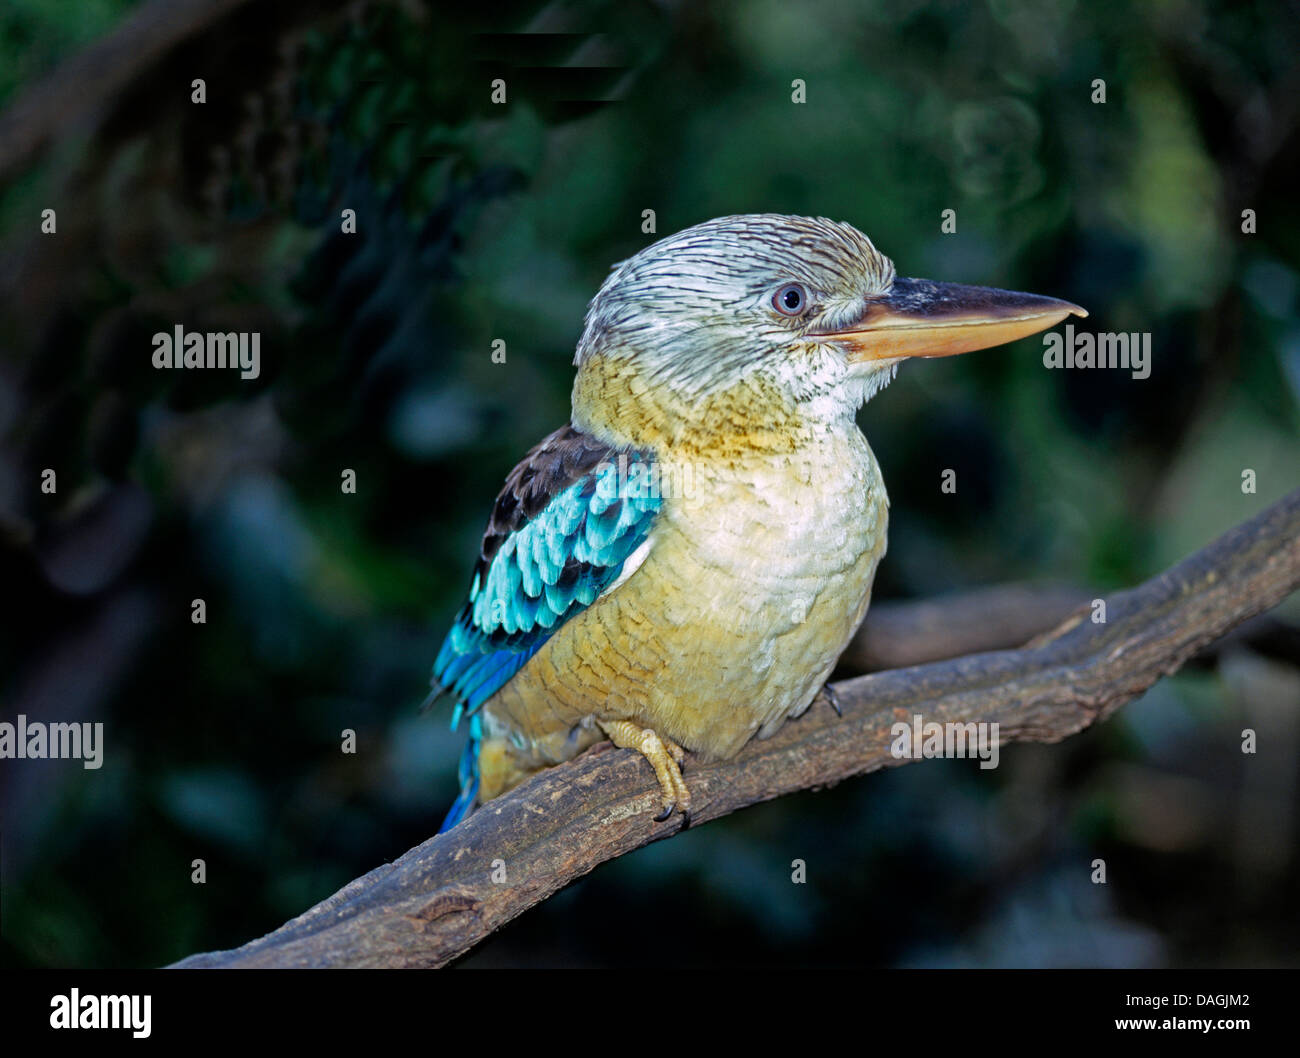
[{"x1": 2, "y1": 0, "x2": 1297, "y2": 967}]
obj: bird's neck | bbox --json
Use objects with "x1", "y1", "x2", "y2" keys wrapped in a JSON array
[{"x1": 571, "y1": 351, "x2": 859, "y2": 462}]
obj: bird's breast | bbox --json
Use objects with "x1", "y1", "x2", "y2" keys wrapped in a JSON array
[
  {"x1": 634, "y1": 425, "x2": 888, "y2": 748},
  {"x1": 663, "y1": 426, "x2": 886, "y2": 605}
]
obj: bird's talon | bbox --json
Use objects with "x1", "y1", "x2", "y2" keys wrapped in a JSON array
[
  {"x1": 599, "y1": 719, "x2": 692, "y2": 824},
  {"x1": 823, "y1": 684, "x2": 843, "y2": 717}
]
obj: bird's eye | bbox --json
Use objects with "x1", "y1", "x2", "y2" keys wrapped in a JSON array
[{"x1": 772, "y1": 282, "x2": 808, "y2": 317}]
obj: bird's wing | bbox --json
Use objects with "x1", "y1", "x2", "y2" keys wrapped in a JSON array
[{"x1": 431, "y1": 424, "x2": 661, "y2": 726}]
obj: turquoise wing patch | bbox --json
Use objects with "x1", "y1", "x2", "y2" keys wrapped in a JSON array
[{"x1": 432, "y1": 443, "x2": 661, "y2": 727}]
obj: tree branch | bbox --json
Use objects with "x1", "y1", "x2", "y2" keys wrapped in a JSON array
[
  {"x1": 844, "y1": 582, "x2": 1090, "y2": 671},
  {"x1": 172, "y1": 489, "x2": 1300, "y2": 968},
  {"x1": 842, "y1": 583, "x2": 1298, "y2": 673}
]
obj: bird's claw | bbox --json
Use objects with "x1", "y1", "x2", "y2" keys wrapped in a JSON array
[
  {"x1": 822, "y1": 683, "x2": 843, "y2": 717},
  {"x1": 599, "y1": 719, "x2": 692, "y2": 824}
]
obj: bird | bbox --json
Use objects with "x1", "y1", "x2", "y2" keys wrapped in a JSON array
[{"x1": 430, "y1": 213, "x2": 1085, "y2": 831}]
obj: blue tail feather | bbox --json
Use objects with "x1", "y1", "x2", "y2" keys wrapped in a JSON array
[{"x1": 438, "y1": 713, "x2": 482, "y2": 833}]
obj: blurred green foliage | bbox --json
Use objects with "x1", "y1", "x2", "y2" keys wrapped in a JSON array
[{"x1": 2, "y1": 0, "x2": 1298, "y2": 967}]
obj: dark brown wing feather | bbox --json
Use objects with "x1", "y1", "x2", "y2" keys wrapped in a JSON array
[{"x1": 476, "y1": 423, "x2": 615, "y2": 572}]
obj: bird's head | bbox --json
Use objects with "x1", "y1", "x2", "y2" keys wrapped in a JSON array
[{"x1": 572, "y1": 214, "x2": 1084, "y2": 454}]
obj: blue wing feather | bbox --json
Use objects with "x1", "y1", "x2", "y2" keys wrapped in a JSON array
[{"x1": 431, "y1": 428, "x2": 660, "y2": 830}]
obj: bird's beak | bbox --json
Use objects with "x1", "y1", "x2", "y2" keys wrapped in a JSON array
[{"x1": 814, "y1": 278, "x2": 1087, "y2": 362}]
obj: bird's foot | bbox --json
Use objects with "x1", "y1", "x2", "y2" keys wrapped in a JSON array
[{"x1": 598, "y1": 719, "x2": 691, "y2": 825}]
